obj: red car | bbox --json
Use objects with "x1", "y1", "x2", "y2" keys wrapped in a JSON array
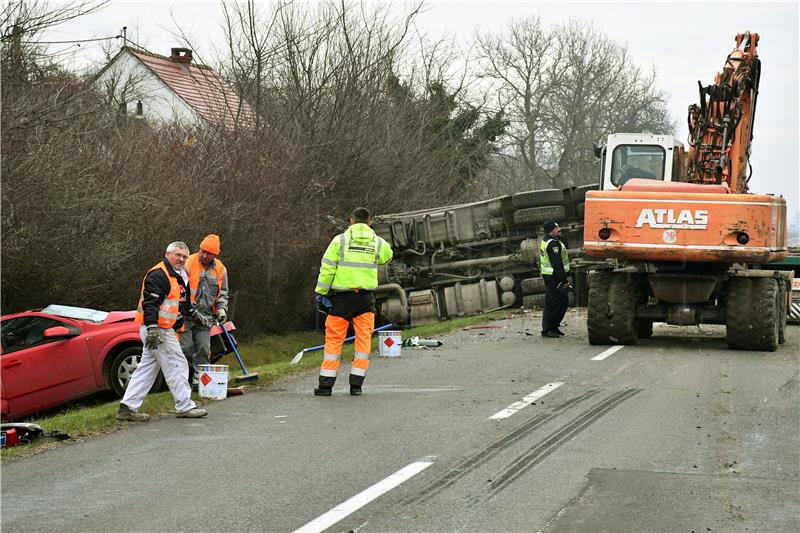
[{"x1": 0, "y1": 305, "x2": 234, "y2": 421}]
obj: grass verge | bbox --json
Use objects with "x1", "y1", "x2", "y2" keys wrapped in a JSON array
[{"x1": 1, "y1": 310, "x2": 514, "y2": 461}]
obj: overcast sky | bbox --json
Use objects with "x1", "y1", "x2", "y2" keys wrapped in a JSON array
[{"x1": 44, "y1": 0, "x2": 800, "y2": 226}]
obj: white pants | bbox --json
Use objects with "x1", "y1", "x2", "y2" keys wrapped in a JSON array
[{"x1": 121, "y1": 326, "x2": 196, "y2": 413}]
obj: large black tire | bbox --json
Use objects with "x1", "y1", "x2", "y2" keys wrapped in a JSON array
[
  {"x1": 576, "y1": 202, "x2": 585, "y2": 218},
  {"x1": 587, "y1": 272, "x2": 612, "y2": 344},
  {"x1": 523, "y1": 294, "x2": 546, "y2": 308},
  {"x1": 107, "y1": 346, "x2": 167, "y2": 397},
  {"x1": 587, "y1": 272, "x2": 638, "y2": 345},
  {"x1": 513, "y1": 205, "x2": 566, "y2": 226},
  {"x1": 726, "y1": 277, "x2": 779, "y2": 351},
  {"x1": 521, "y1": 277, "x2": 546, "y2": 295},
  {"x1": 512, "y1": 189, "x2": 565, "y2": 209},
  {"x1": 777, "y1": 279, "x2": 788, "y2": 345},
  {"x1": 636, "y1": 320, "x2": 654, "y2": 338}
]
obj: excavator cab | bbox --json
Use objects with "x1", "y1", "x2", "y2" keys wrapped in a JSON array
[{"x1": 598, "y1": 133, "x2": 685, "y2": 190}]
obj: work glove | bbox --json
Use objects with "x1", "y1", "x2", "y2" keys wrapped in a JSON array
[
  {"x1": 556, "y1": 282, "x2": 572, "y2": 294},
  {"x1": 190, "y1": 307, "x2": 213, "y2": 329},
  {"x1": 315, "y1": 293, "x2": 333, "y2": 309},
  {"x1": 144, "y1": 326, "x2": 164, "y2": 351},
  {"x1": 215, "y1": 309, "x2": 227, "y2": 324}
]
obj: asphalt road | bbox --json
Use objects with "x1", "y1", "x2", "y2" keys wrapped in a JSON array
[{"x1": 3, "y1": 310, "x2": 799, "y2": 532}]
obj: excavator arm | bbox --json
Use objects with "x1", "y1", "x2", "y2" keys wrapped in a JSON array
[{"x1": 686, "y1": 31, "x2": 761, "y2": 193}]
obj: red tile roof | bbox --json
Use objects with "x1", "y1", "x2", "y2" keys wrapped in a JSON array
[{"x1": 128, "y1": 47, "x2": 256, "y2": 131}]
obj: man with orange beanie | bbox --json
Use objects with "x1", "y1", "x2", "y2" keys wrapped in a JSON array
[
  {"x1": 180, "y1": 234, "x2": 230, "y2": 377},
  {"x1": 314, "y1": 207, "x2": 393, "y2": 396}
]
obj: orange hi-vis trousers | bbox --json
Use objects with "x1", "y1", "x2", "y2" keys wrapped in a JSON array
[{"x1": 320, "y1": 312, "x2": 374, "y2": 384}]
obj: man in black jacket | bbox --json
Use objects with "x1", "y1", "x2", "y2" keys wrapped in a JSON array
[
  {"x1": 117, "y1": 241, "x2": 208, "y2": 421},
  {"x1": 540, "y1": 220, "x2": 571, "y2": 338}
]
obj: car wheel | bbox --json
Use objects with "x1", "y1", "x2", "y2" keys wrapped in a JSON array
[{"x1": 108, "y1": 346, "x2": 167, "y2": 397}]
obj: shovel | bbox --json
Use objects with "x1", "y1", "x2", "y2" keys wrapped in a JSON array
[{"x1": 291, "y1": 323, "x2": 395, "y2": 365}]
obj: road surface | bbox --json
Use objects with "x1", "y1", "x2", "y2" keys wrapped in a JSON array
[{"x1": 3, "y1": 310, "x2": 799, "y2": 532}]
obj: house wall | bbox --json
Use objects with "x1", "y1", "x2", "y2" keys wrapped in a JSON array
[{"x1": 94, "y1": 51, "x2": 202, "y2": 126}]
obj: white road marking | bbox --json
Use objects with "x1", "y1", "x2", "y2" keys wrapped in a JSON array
[
  {"x1": 292, "y1": 459, "x2": 435, "y2": 533},
  {"x1": 592, "y1": 345, "x2": 624, "y2": 361},
  {"x1": 490, "y1": 382, "x2": 565, "y2": 420}
]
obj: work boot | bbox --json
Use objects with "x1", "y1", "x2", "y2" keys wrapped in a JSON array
[
  {"x1": 555, "y1": 329, "x2": 566, "y2": 337},
  {"x1": 116, "y1": 404, "x2": 149, "y2": 422},
  {"x1": 350, "y1": 386, "x2": 362, "y2": 396},
  {"x1": 176, "y1": 407, "x2": 208, "y2": 418},
  {"x1": 541, "y1": 330, "x2": 559, "y2": 338},
  {"x1": 315, "y1": 376, "x2": 335, "y2": 396}
]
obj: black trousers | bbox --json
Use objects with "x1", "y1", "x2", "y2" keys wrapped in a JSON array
[{"x1": 542, "y1": 276, "x2": 569, "y2": 333}]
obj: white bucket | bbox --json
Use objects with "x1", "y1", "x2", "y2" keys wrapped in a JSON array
[
  {"x1": 378, "y1": 331, "x2": 402, "y2": 357},
  {"x1": 198, "y1": 364, "x2": 229, "y2": 399}
]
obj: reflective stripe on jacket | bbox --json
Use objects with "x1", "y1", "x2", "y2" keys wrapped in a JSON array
[
  {"x1": 315, "y1": 223, "x2": 393, "y2": 295},
  {"x1": 135, "y1": 262, "x2": 184, "y2": 330},
  {"x1": 185, "y1": 253, "x2": 228, "y2": 314},
  {"x1": 539, "y1": 238, "x2": 570, "y2": 276}
]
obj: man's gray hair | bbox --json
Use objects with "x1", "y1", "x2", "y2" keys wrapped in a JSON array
[{"x1": 166, "y1": 241, "x2": 190, "y2": 254}]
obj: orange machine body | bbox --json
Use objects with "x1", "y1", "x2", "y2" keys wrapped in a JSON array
[{"x1": 584, "y1": 180, "x2": 787, "y2": 263}]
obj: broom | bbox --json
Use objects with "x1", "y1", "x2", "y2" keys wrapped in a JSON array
[
  {"x1": 291, "y1": 323, "x2": 395, "y2": 365},
  {"x1": 220, "y1": 323, "x2": 259, "y2": 383}
]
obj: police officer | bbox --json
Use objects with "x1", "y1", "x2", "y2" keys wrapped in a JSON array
[
  {"x1": 313, "y1": 207, "x2": 393, "y2": 396},
  {"x1": 540, "y1": 220, "x2": 571, "y2": 338}
]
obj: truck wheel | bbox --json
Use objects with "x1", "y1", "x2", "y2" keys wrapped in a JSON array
[
  {"x1": 513, "y1": 206, "x2": 566, "y2": 226},
  {"x1": 587, "y1": 271, "x2": 613, "y2": 344},
  {"x1": 521, "y1": 277, "x2": 546, "y2": 295},
  {"x1": 777, "y1": 279, "x2": 787, "y2": 345},
  {"x1": 726, "y1": 277, "x2": 779, "y2": 351},
  {"x1": 636, "y1": 320, "x2": 654, "y2": 338},
  {"x1": 512, "y1": 189, "x2": 564, "y2": 209},
  {"x1": 607, "y1": 273, "x2": 638, "y2": 344},
  {"x1": 523, "y1": 294, "x2": 546, "y2": 308}
]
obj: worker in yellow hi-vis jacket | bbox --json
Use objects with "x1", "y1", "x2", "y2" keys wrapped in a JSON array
[{"x1": 313, "y1": 207, "x2": 393, "y2": 396}]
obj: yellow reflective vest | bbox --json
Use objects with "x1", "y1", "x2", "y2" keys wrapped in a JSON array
[
  {"x1": 315, "y1": 223, "x2": 393, "y2": 295},
  {"x1": 539, "y1": 238, "x2": 570, "y2": 276}
]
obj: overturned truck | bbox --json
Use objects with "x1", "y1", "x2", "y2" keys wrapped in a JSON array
[{"x1": 372, "y1": 185, "x2": 596, "y2": 326}]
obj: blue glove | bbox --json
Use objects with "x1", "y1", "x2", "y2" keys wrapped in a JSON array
[{"x1": 315, "y1": 293, "x2": 333, "y2": 309}]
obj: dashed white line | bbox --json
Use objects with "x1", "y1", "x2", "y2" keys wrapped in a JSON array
[
  {"x1": 490, "y1": 382, "x2": 565, "y2": 420},
  {"x1": 592, "y1": 345, "x2": 624, "y2": 361},
  {"x1": 292, "y1": 458, "x2": 435, "y2": 533}
]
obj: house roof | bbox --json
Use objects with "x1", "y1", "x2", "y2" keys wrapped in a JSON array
[{"x1": 121, "y1": 46, "x2": 256, "y2": 131}]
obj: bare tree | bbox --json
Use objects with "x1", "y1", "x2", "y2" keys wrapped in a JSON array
[{"x1": 475, "y1": 17, "x2": 674, "y2": 191}]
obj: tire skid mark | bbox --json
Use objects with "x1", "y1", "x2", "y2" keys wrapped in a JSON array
[
  {"x1": 402, "y1": 389, "x2": 599, "y2": 506},
  {"x1": 486, "y1": 388, "x2": 641, "y2": 498}
]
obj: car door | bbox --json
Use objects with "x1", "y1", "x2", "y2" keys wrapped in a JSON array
[{"x1": 1, "y1": 315, "x2": 95, "y2": 417}]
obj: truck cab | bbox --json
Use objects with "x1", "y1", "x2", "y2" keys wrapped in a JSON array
[{"x1": 598, "y1": 133, "x2": 686, "y2": 191}]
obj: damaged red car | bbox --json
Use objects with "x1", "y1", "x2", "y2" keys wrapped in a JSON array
[{"x1": 1, "y1": 305, "x2": 233, "y2": 421}]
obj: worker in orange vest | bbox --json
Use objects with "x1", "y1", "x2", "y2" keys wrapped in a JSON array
[
  {"x1": 117, "y1": 241, "x2": 207, "y2": 421},
  {"x1": 180, "y1": 234, "x2": 230, "y2": 378}
]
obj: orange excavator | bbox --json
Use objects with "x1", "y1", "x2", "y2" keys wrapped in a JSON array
[{"x1": 583, "y1": 31, "x2": 791, "y2": 351}]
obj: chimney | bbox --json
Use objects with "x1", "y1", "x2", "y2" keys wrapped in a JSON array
[{"x1": 170, "y1": 47, "x2": 193, "y2": 64}]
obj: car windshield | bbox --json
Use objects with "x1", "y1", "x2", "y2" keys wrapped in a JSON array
[
  {"x1": 41, "y1": 305, "x2": 109, "y2": 323},
  {"x1": 611, "y1": 144, "x2": 666, "y2": 186}
]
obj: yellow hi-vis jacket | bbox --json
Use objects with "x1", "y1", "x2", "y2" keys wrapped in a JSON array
[
  {"x1": 539, "y1": 238, "x2": 570, "y2": 276},
  {"x1": 315, "y1": 223, "x2": 393, "y2": 295}
]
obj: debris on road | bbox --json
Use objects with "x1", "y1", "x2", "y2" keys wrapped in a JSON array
[{"x1": 401, "y1": 336, "x2": 443, "y2": 348}]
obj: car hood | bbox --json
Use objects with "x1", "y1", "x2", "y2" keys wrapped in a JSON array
[{"x1": 103, "y1": 311, "x2": 136, "y2": 324}]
